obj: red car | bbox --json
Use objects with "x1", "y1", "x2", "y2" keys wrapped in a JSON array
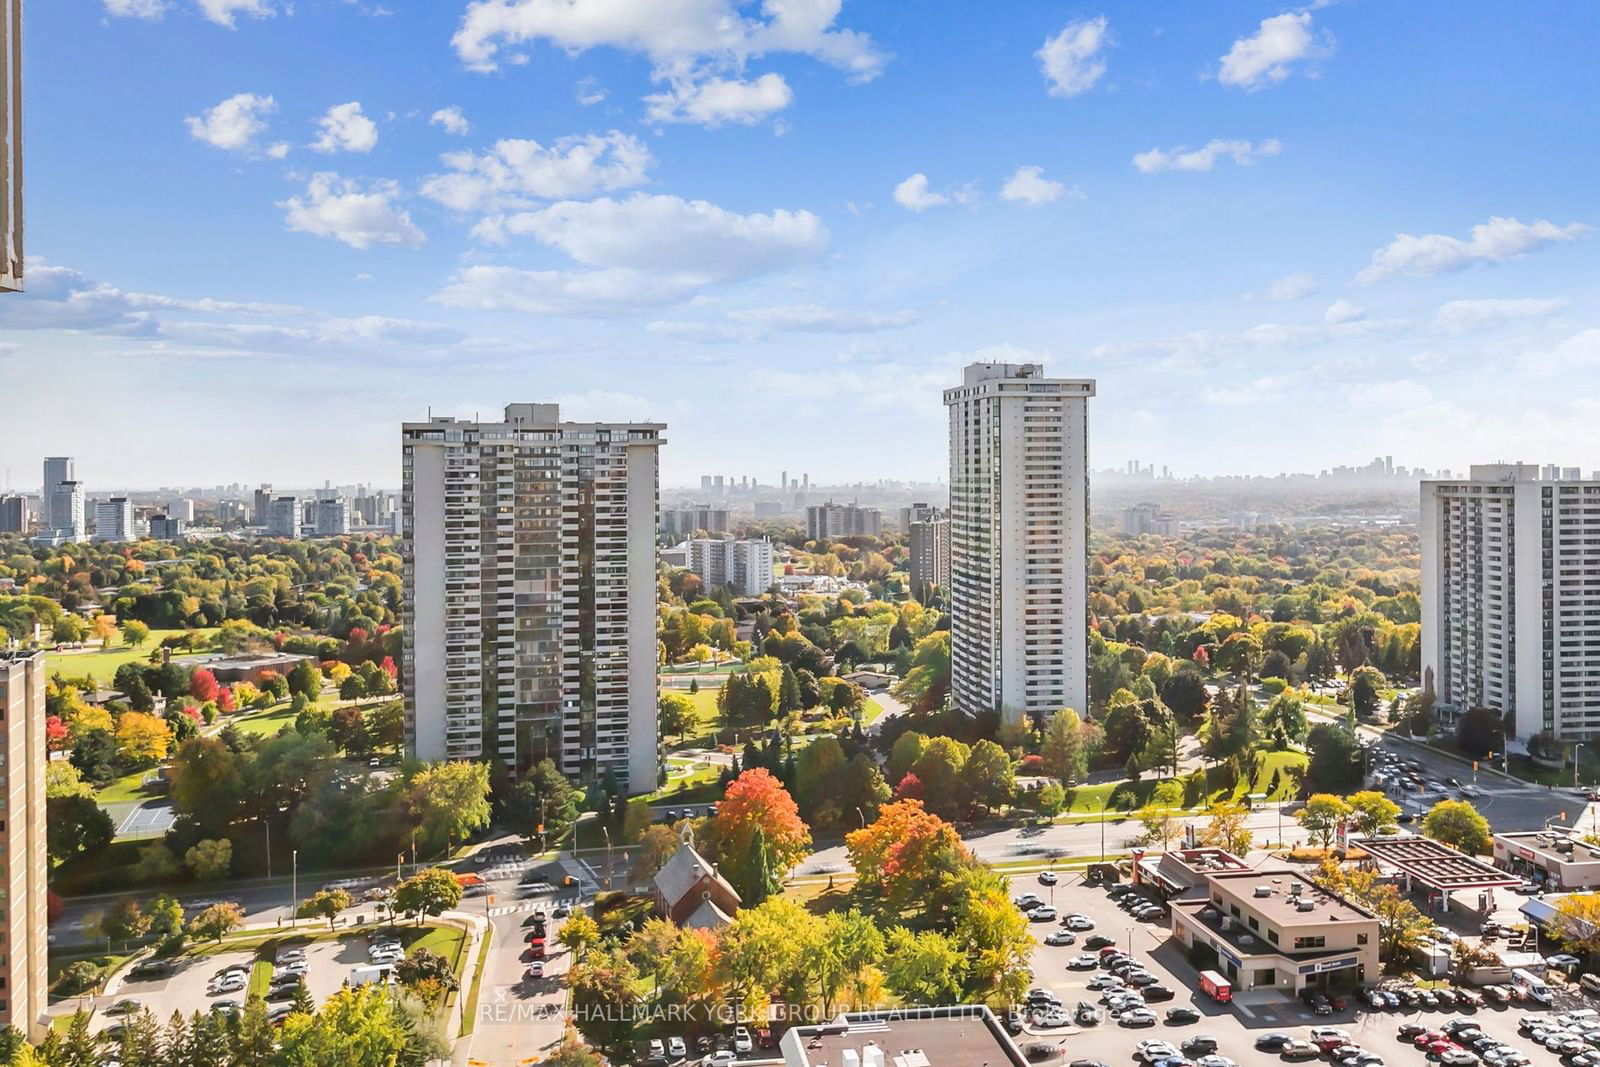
[
  {"x1": 1420, "y1": 1040, "x2": 1458, "y2": 1057},
  {"x1": 1412, "y1": 1033, "x2": 1448, "y2": 1050},
  {"x1": 528, "y1": 937, "x2": 546, "y2": 960},
  {"x1": 1328, "y1": 993, "x2": 1348, "y2": 1011},
  {"x1": 757, "y1": 1029, "x2": 775, "y2": 1049},
  {"x1": 1316, "y1": 1035, "x2": 1354, "y2": 1052}
]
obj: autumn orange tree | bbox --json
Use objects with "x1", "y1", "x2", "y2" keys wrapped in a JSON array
[
  {"x1": 713, "y1": 768, "x2": 811, "y2": 904},
  {"x1": 845, "y1": 798, "x2": 971, "y2": 918}
]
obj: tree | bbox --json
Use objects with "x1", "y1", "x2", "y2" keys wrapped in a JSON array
[
  {"x1": 846, "y1": 798, "x2": 970, "y2": 918},
  {"x1": 122, "y1": 620, "x2": 150, "y2": 647},
  {"x1": 962, "y1": 739, "x2": 1014, "y2": 816},
  {"x1": 559, "y1": 912, "x2": 601, "y2": 959},
  {"x1": 338, "y1": 674, "x2": 367, "y2": 701},
  {"x1": 1262, "y1": 692, "x2": 1309, "y2": 749},
  {"x1": 887, "y1": 731, "x2": 928, "y2": 785},
  {"x1": 1423, "y1": 798, "x2": 1492, "y2": 855},
  {"x1": 189, "y1": 668, "x2": 221, "y2": 704},
  {"x1": 1161, "y1": 670, "x2": 1210, "y2": 724},
  {"x1": 713, "y1": 768, "x2": 812, "y2": 904},
  {"x1": 392, "y1": 867, "x2": 462, "y2": 924},
  {"x1": 1040, "y1": 708, "x2": 1087, "y2": 784},
  {"x1": 144, "y1": 893, "x2": 185, "y2": 945},
  {"x1": 393, "y1": 946, "x2": 458, "y2": 1007},
  {"x1": 503, "y1": 759, "x2": 582, "y2": 844},
  {"x1": 286, "y1": 660, "x2": 323, "y2": 701},
  {"x1": 297, "y1": 888, "x2": 352, "y2": 931},
  {"x1": 45, "y1": 793, "x2": 114, "y2": 866},
  {"x1": 115, "y1": 711, "x2": 173, "y2": 765},
  {"x1": 657, "y1": 691, "x2": 696, "y2": 743},
  {"x1": 543, "y1": 1040, "x2": 607, "y2": 1067},
  {"x1": 1306, "y1": 721, "x2": 1363, "y2": 791},
  {"x1": 102, "y1": 896, "x2": 151, "y2": 949},
  {"x1": 1346, "y1": 790, "x2": 1401, "y2": 837},
  {"x1": 189, "y1": 902, "x2": 242, "y2": 943},
  {"x1": 275, "y1": 985, "x2": 412, "y2": 1066},
  {"x1": 1297, "y1": 794, "x2": 1351, "y2": 850},
  {"x1": 405, "y1": 759, "x2": 492, "y2": 853},
  {"x1": 1036, "y1": 782, "x2": 1065, "y2": 819},
  {"x1": 1346, "y1": 665, "x2": 1387, "y2": 718},
  {"x1": 910, "y1": 736, "x2": 971, "y2": 818},
  {"x1": 1455, "y1": 706, "x2": 1504, "y2": 759},
  {"x1": 629, "y1": 824, "x2": 680, "y2": 881},
  {"x1": 1551, "y1": 893, "x2": 1600, "y2": 959},
  {"x1": 1199, "y1": 800, "x2": 1253, "y2": 855},
  {"x1": 70, "y1": 727, "x2": 117, "y2": 785},
  {"x1": 185, "y1": 838, "x2": 233, "y2": 881},
  {"x1": 168, "y1": 736, "x2": 244, "y2": 837},
  {"x1": 327, "y1": 705, "x2": 370, "y2": 756},
  {"x1": 567, "y1": 944, "x2": 642, "y2": 1057},
  {"x1": 1136, "y1": 803, "x2": 1180, "y2": 849},
  {"x1": 883, "y1": 927, "x2": 966, "y2": 1005},
  {"x1": 368, "y1": 701, "x2": 404, "y2": 749},
  {"x1": 52, "y1": 614, "x2": 86, "y2": 643}
]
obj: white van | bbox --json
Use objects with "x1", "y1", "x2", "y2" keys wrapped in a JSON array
[
  {"x1": 1513, "y1": 968, "x2": 1553, "y2": 1005},
  {"x1": 1580, "y1": 974, "x2": 1600, "y2": 998}
]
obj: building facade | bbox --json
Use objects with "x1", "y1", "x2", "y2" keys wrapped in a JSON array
[
  {"x1": 908, "y1": 516, "x2": 950, "y2": 600},
  {"x1": 313, "y1": 496, "x2": 350, "y2": 537},
  {"x1": 1169, "y1": 865, "x2": 1380, "y2": 994},
  {"x1": 147, "y1": 514, "x2": 186, "y2": 540},
  {"x1": 660, "y1": 503, "x2": 729, "y2": 539},
  {"x1": 0, "y1": 493, "x2": 27, "y2": 533},
  {"x1": 1, "y1": 0, "x2": 19, "y2": 294},
  {"x1": 943, "y1": 362, "x2": 1094, "y2": 727},
  {"x1": 266, "y1": 496, "x2": 300, "y2": 539},
  {"x1": 0, "y1": 652, "x2": 49, "y2": 1037},
  {"x1": 1421, "y1": 463, "x2": 1600, "y2": 740},
  {"x1": 686, "y1": 537, "x2": 774, "y2": 597},
  {"x1": 402, "y1": 404, "x2": 664, "y2": 793},
  {"x1": 92, "y1": 497, "x2": 134, "y2": 542},
  {"x1": 42, "y1": 457, "x2": 84, "y2": 541},
  {"x1": 1122, "y1": 502, "x2": 1177, "y2": 536},
  {"x1": 253, "y1": 484, "x2": 273, "y2": 526},
  {"x1": 805, "y1": 500, "x2": 882, "y2": 541}
]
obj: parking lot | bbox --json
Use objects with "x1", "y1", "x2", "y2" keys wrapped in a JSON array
[
  {"x1": 94, "y1": 927, "x2": 435, "y2": 1036},
  {"x1": 1009, "y1": 867, "x2": 1594, "y2": 1067}
]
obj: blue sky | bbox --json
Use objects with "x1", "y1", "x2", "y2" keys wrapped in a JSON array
[{"x1": 2, "y1": 0, "x2": 1597, "y2": 489}]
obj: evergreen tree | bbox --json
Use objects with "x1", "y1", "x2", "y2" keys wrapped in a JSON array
[
  {"x1": 289, "y1": 980, "x2": 315, "y2": 1017},
  {"x1": 117, "y1": 1009, "x2": 164, "y2": 1067},
  {"x1": 779, "y1": 665, "x2": 801, "y2": 714},
  {"x1": 233, "y1": 998, "x2": 278, "y2": 1067}
]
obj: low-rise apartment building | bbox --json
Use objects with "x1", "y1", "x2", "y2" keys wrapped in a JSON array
[{"x1": 1169, "y1": 867, "x2": 1380, "y2": 994}]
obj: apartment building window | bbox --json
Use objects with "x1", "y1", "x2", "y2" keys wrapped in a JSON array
[
  {"x1": 1293, "y1": 936, "x2": 1326, "y2": 950},
  {"x1": 1357, "y1": 933, "x2": 1368, "y2": 945}
]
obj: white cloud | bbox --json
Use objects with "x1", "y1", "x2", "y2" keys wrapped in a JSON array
[
  {"x1": 1000, "y1": 166, "x2": 1073, "y2": 206},
  {"x1": 1201, "y1": 374, "x2": 1294, "y2": 406},
  {"x1": 195, "y1": 0, "x2": 275, "y2": 28},
  {"x1": 104, "y1": 0, "x2": 167, "y2": 17},
  {"x1": 185, "y1": 93, "x2": 278, "y2": 154},
  {"x1": 1522, "y1": 329, "x2": 1600, "y2": 373},
  {"x1": 438, "y1": 193, "x2": 827, "y2": 315},
  {"x1": 451, "y1": 0, "x2": 886, "y2": 83},
  {"x1": 576, "y1": 77, "x2": 608, "y2": 106},
  {"x1": 0, "y1": 264, "x2": 156, "y2": 333},
  {"x1": 429, "y1": 106, "x2": 471, "y2": 136},
  {"x1": 1217, "y1": 12, "x2": 1328, "y2": 90},
  {"x1": 1037, "y1": 15, "x2": 1111, "y2": 98},
  {"x1": 1133, "y1": 138, "x2": 1281, "y2": 173},
  {"x1": 893, "y1": 173, "x2": 949, "y2": 212},
  {"x1": 421, "y1": 131, "x2": 652, "y2": 212},
  {"x1": 644, "y1": 72, "x2": 792, "y2": 126},
  {"x1": 729, "y1": 304, "x2": 920, "y2": 333},
  {"x1": 310, "y1": 102, "x2": 379, "y2": 154},
  {"x1": 1434, "y1": 297, "x2": 1567, "y2": 333},
  {"x1": 648, "y1": 304, "x2": 920, "y2": 343},
  {"x1": 1252, "y1": 271, "x2": 1316, "y2": 301},
  {"x1": 279, "y1": 174, "x2": 425, "y2": 250},
  {"x1": 1356, "y1": 217, "x2": 1591, "y2": 284},
  {"x1": 1324, "y1": 299, "x2": 1364, "y2": 324}
]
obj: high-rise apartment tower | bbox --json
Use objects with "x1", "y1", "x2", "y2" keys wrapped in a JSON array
[
  {"x1": 0, "y1": 651, "x2": 48, "y2": 1037},
  {"x1": 402, "y1": 404, "x2": 664, "y2": 793},
  {"x1": 944, "y1": 362, "x2": 1094, "y2": 727}
]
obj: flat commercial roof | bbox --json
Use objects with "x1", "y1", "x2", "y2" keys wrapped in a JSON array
[
  {"x1": 1497, "y1": 830, "x2": 1600, "y2": 869},
  {"x1": 1208, "y1": 870, "x2": 1375, "y2": 924},
  {"x1": 783, "y1": 1009, "x2": 1025, "y2": 1067},
  {"x1": 1358, "y1": 836, "x2": 1521, "y2": 892}
]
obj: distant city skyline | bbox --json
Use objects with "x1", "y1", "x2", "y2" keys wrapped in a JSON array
[{"x1": 1, "y1": 4, "x2": 1596, "y2": 487}]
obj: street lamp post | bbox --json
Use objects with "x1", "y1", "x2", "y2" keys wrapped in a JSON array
[
  {"x1": 1577, "y1": 744, "x2": 1585, "y2": 790},
  {"x1": 291, "y1": 849, "x2": 299, "y2": 928}
]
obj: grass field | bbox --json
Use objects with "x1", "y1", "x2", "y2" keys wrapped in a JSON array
[
  {"x1": 1064, "y1": 749, "x2": 1308, "y2": 815},
  {"x1": 224, "y1": 701, "x2": 298, "y2": 738},
  {"x1": 48, "y1": 627, "x2": 220, "y2": 682},
  {"x1": 95, "y1": 769, "x2": 157, "y2": 806},
  {"x1": 459, "y1": 926, "x2": 492, "y2": 1037}
]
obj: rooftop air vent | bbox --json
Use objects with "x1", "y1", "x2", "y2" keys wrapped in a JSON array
[
  {"x1": 1254, "y1": 885, "x2": 1272, "y2": 897},
  {"x1": 1296, "y1": 900, "x2": 1316, "y2": 912}
]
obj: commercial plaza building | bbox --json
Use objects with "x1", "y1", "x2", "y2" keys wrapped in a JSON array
[
  {"x1": 1421, "y1": 463, "x2": 1600, "y2": 740},
  {"x1": 0, "y1": 652, "x2": 49, "y2": 1037},
  {"x1": 1168, "y1": 865, "x2": 1381, "y2": 994},
  {"x1": 402, "y1": 404, "x2": 664, "y2": 793},
  {"x1": 943, "y1": 362, "x2": 1094, "y2": 727}
]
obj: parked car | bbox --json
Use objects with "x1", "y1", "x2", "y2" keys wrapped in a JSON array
[
  {"x1": 1045, "y1": 931, "x2": 1077, "y2": 946},
  {"x1": 734, "y1": 1025, "x2": 753, "y2": 1053},
  {"x1": 1165, "y1": 1008, "x2": 1200, "y2": 1025},
  {"x1": 1143, "y1": 986, "x2": 1176, "y2": 1002},
  {"x1": 1070, "y1": 953, "x2": 1099, "y2": 969},
  {"x1": 1029, "y1": 906, "x2": 1059, "y2": 922},
  {"x1": 1281, "y1": 1041, "x2": 1321, "y2": 1061},
  {"x1": 1085, "y1": 935, "x2": 1115, "y2": 949},
  {"x1": 1183, "y1": 1037, "x2": 1219, "y2": 1055},
  {"x1": 1120, "y1": 1009, "x2": 1158, "y2": 1028},
  {"x1": 1039, "y1": 871, "x2": 1059, "y2": 885}
]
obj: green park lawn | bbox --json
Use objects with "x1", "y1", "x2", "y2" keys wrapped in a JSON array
[
  {"x1": 48, "y1": 627, "x2": 220, "y2": 683},
  {"x1": 1064, "y1": 749, "x2": 1308, "y2": 816}
]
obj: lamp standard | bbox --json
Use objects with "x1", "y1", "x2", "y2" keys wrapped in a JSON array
[
  {"x1": 1576, "y1": 743, "x2": 1585, "y2": 790},
  {"x1": 291, "y1": 849, "x2": 299, "y2": 928}
]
